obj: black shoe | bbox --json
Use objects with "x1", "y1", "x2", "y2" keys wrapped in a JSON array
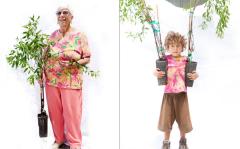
[{"x1": 59, "y1": 143, "x2": 70, "y2": 149}]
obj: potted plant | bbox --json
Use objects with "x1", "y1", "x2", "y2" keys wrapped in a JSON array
[
  {"x1": 120, "y1": 0, "x2": 230, "y2": 86},
  {"x1": 6, "y1": 15, "x2": 99, "y2": 137}
]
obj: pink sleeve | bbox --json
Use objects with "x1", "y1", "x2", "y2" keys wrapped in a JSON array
[{"x1": 79, "y1": 33, "x2": 91, "y2": 59}]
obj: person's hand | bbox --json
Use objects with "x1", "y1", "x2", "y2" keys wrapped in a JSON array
[
  {"x1": 187, "y1": 71, "x2": 199, "y2": 80},
  {"x1": 59, "y1": 60, "x2": 80, "y2": 69},
  {"x1": 154, "y1": 68, "x2": 165, "y2": 78},
  {"x1": 77, "y1": 57, "x2": 90, "y2": 65},
  {"x1": 59, "y1": 60, "x2": 76, "y2": 68},
  {"x1": 61, "y1": 50, "x2": 81, "y2": 61},
  {"x1": 59, "y1": 60, "x2": 70, "y2": 67}
]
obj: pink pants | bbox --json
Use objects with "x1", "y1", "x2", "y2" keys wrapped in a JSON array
[{"x1": 46, "y1": 84, "x2": 82, "y2": 148}]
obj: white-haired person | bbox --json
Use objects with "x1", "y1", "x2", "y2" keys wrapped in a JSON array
[{"x1": 42, "y1": 5, "x2": 91, "y2": 149}]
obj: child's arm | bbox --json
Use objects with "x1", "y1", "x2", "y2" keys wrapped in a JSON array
[
  {"x1": 154, "y1": 68, "x2": 166, "y2": 78},
  {"x1": 187, "y1": 71, "x2": 199, "y2": 80}
]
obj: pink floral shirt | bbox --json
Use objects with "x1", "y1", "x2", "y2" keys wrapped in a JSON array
[
  {"x1": 45, "y1": 29, "x2": 91, "y2": 89},
  {"x1": 164, "y1": 55, "x2": 187, "y2": 93}
]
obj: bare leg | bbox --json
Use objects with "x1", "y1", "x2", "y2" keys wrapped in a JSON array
[
  {"x1": 179, "y1": 130, "x2": 188, "y2": 149},
  {"x1": 162, "y1": 131, "x2": 171, "y2": 149},
  {"x1": 164, "y1": 131, "x2": 171, "y2": 140},
  {"x1": 180, "y1": 130, "x2": 186, "y2": 139}
]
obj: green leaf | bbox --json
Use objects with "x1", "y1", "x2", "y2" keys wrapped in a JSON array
[
  {"x1": 6, "y1": 15, "x2": 50, "y2": 85},
  {"x1": 201, "y1": 0, "x2": 230, "y2": 38}
]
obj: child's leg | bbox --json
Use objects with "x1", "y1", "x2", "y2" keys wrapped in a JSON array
[
  {"x1": 175, "y1": 93, "x2": 192, "y2": 148},
  {"x1": 164, "y1": 131, "x2": 171, "y2": 140},
  {"x1": 162, "y1": 131, "x2": 171, "y2": 149},
  {"x1": 180, "y1": 130, "x2": 186, "y2": 139},
  {"x1": 179, "y1": 130, "x2": 188, "y2": 149},
  {"x1": 158, "y1": 94, "x2": 175, "y2": 149},
  {"x1": 158, "y1": 93, "x2": 175, "y2": 132},
  {"x1": 175, "y1": 92, "x2": 193, "y2": 133}
]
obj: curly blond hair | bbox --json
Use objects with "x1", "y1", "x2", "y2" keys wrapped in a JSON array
[{"x1": 164, "y1": 31, "x2": 187, "y2": 51}]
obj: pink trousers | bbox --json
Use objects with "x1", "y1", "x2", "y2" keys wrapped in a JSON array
[{"x1": 46, "y1": 84, "x2": 82, "y2": 148}]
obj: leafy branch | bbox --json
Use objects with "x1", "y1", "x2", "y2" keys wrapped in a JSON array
[
  {"x1": 120, "y1": 0, "x2": 152, "y2": 41},
  {"x1": 80, "y1": 65, "x2": 100, "y2": 78},
  {"x1": 120, "y1": 0, "x2": 230, "y2": 40},
  {"x1": 201, "y1": 0, "x2": 230, "y2": 38},
  {"x1": 66, "y1": 61, "x2": 100, "y2": 78},
  {"x1": 6, "y1": 15, "x2": 49, "y2": 85}
]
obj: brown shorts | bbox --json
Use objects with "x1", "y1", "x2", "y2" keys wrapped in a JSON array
[{"x1": 158, "y1": 92, "x2": 193, "y2": 133}]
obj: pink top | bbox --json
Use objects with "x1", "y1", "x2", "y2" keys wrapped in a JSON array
[
  {"x1": 44, "y1": 29, "x2": 91, "y2": 89},
  {"x1": 164, "y1": 55, "x2": 187, "y2": 93}
]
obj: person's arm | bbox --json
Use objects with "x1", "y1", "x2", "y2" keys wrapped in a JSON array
[
  {"x1": 77, "y1": 32, "x2": 91, "y2": 65},
  {"x1": 59, "y1": 33, "x2": 91, "y2": 67}
]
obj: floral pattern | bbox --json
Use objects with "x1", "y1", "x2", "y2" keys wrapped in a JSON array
[
  {"x1": 164, "y1": 55, "x2": 187, "y2": 93},
  {"x1": 44, "y1": 29, "x2": 91, "y2": 89}
]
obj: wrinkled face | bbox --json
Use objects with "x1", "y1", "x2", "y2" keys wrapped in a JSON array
[
  {"x1": 168, "y1": 43, "x2": 183, "y2": 57},
  {"x1": 56, "y1": 8, "x2": 73, "y2": 27}
]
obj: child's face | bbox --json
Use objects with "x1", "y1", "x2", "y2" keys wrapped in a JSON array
[{"x1": 168, "y1": 43, "x2": 183, "y2": 57}]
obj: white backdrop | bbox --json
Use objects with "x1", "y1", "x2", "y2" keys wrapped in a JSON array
[
  {"x1": 120, "y1": 0, "x2": 240, "y2": 149},
  {"x1": 0, "y1": 0, "x2": 119, "y2": 149}
]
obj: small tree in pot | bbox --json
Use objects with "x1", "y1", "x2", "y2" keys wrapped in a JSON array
[{"x1": 6, "y1": 16, "x2": 50, "y2": 137}]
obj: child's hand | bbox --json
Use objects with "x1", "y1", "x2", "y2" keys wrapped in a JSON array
[
  {"x1": 154, "y1": 68, "x2": 165, "y2": 78},
  {"x1": 187, "y1": 71, "x2": 199, "y2": 80}
]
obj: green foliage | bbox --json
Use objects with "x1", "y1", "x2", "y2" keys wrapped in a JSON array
[
  {"x1": 120, "y1": 0, "x2": 152, "y2": 41},
  {"x1": 68, "y1": 61, "x2": 100, "y2": 78},
  {"x1": 6, "y1": 15, "x2": 49, "y2": 85},
  {"x1": 120, "y1": 0, "x2": 230, "y2": 40},
  {"x1": 80, "y1": 65, "x2": 100, "y2": 78},
  {"x1": 7, "y1": 15, "x2": 99, "y2": 85},
  {"x1": 201, "y1": 0, "x2": 230, "y2": 38}
]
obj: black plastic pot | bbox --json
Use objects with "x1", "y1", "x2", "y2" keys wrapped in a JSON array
[
  {"x1": 185, "y1": 61, "x2": 197, "y2": 87},
  {"x1": 156, "y1": 59, "x2": 167, "y2": 85},
  {"x1": 38, "y1": 110, "x2": 48, "y2": 137}
]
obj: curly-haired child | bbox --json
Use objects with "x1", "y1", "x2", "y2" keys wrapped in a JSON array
[{"x1": 154, "y1": 31, "x2": 199, "y2": 149}]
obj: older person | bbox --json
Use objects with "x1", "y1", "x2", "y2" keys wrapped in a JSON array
[{"x1": 44, "y1": 5, "x2": 91, "y2": 149}]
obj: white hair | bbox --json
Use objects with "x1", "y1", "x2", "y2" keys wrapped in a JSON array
[{"x1": 56, "y1": 2, "x2": 74, "y2": 15}]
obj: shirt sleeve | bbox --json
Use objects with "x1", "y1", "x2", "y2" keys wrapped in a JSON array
[{"x1": 79, "y1": 32, "x2": 91, "y2": 59}]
